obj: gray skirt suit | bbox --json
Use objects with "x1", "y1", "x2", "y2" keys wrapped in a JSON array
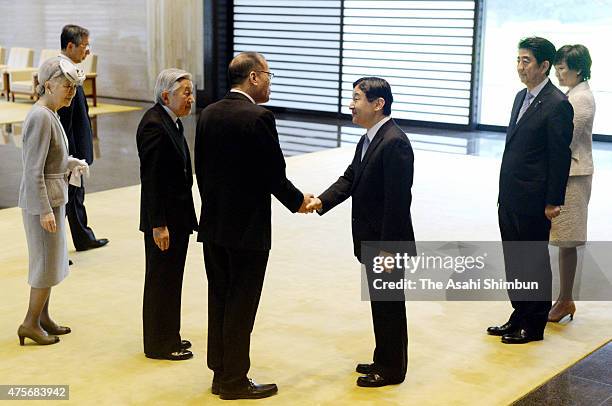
[{"x1": 18, "y1": 104, "x2": 77, "y2": 288}]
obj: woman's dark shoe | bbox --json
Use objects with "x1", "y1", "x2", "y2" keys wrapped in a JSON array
[
  {"x1": 548, "y1": 300, "x2": 576, "y2": 322},
  {"x1": 18, "y1": 325, "x2": 60, "y2": 346},
  {"x1": 41, "y1": 322, "x2": 71, "y2": 335}
]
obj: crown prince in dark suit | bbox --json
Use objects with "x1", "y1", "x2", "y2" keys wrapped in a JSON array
[
  {"x1": 488, "y1": 37, "x2": 573, "y2": 344},
  {"x1": 136, "y1": 69, "x2": 198, "y2": 361},
  {"x1": 195, "y1": 52, "x2": 312, "y2": 400},
  {"x1": 308, "y1": 77, "x2": 416, "y2": 388}
]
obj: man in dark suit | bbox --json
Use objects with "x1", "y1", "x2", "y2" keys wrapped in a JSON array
[
  {"x1": 195, "y1": 52, "x2": 311, "y2": 400},
  {"x1": 488, "y1": 37, "x2": 573, "y2": 344},
  {"x1": 308, "y1": 77, "x2": 415, "y2": 387},
  {"x1": 136, "y1": 69, "x2": 198, "y2": 361},
  {"x1": 58, "y1": 24, "x2": 108, "y2": 252}
]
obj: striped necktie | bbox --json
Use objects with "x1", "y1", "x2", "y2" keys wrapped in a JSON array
[
  {"x1": 516, "y1": 92, "x2": 534, "y2": 123},
  {"x1": 361, "y1": 135, "x2": 370, "y2": 161}
]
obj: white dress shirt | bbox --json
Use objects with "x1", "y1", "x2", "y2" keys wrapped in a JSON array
[{"x1": 230, "y1": 89, "x2": 256, "y2": 104}]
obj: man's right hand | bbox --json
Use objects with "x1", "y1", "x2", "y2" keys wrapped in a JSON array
[
  {"x1": 306, "y1": 197, "x2": 322, "y2": 213},
  {"x1": 153, "y1": 226, "x2": 170, "y2": 251}
]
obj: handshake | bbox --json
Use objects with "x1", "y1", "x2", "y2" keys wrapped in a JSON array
[{"x1": 298, "y1": 193, "x2": 323, "y2": 214}]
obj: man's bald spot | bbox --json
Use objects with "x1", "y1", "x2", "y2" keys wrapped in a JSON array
[{"x1": 228, "y1": 52, "x2": 266, "y2": 86}]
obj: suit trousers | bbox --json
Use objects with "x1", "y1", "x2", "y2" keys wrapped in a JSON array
[
  {"x1": 67, "y1": 181, "x2": 96, "y2": 249},
  {"x1": 364, "y1": 262, "x2": 408, "y2": 381},
  {"x1": 143, "y1": 231, "x2": 189, "y2": 356},
  {"x1": 202, "y1": 241, "x2": 269, "y2": 389},
  {"x1": 498, "y1": 205, "x2": 552, "y2": 336}
]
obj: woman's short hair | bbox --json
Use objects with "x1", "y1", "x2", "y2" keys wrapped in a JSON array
[
  {"x1": 36, "y1": 57, "x2": 64, "y2": 97},
  {"x1": 154, "y1": 68, "x2": 192, "y2": 104},
  {"x1": 554, "y1": 44, "x2": 592, "y2": 81},
  {"x1": 353, "y1": 76, "x2": 393, "y2": 116}
]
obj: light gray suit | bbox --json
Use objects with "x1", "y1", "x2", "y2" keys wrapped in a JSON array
[
  {"x1": 550, "y1": 80, "x2": 596, "y2": 246},
  {"x1": 18, "y1": 104, "x2": 79, "y2": 287}
]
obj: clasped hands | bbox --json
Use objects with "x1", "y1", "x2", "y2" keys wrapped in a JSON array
[{"x1": 298, "y1": 193, "x2": 323, "y2": 214}]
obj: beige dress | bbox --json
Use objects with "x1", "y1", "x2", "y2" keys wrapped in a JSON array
[
  {"x1": 18, "y1": 104, "x2": 73, "y2": 288},
  {"x1": 550, "y1": 81, "x2": 595, "y2": 247}
]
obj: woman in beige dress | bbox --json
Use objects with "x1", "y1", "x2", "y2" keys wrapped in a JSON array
[
  {"x1": 17, "y1": 57, "x2": 87, "y2": 345},
  {"x1": 549, "y1": 45, "x2": 595, "y2": 322}
]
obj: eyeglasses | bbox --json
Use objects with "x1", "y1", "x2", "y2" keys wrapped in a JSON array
[
  {"x1": 256, "y1": 70, "x2": 274, "y2": 80},
  {"x1": 78, "y1": 43, "x2": 90, "y2": 51}
]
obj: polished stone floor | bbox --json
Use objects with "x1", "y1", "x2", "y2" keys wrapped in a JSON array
[{"x1": 0, "y1": 98, "x2": 610, "y2": 404}]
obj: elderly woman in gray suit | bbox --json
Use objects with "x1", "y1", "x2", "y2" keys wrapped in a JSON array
[
  {"x1": 549, "y1": 45, "x2": 596, "y2": 322},
  {"x1": 18, "y1": 57, "x2": 88, "y2": 345}
]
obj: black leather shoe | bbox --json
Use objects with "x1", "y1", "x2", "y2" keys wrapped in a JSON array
[
  {"x1": 145, "y1": 349, "x2": 193, "y2": 361},
  {"x1": 75, "y1": 238, "x2": 109, "y2": 252},
  {"x1": 219, "y1": 379, "x2": 278, "y2": 400},
  {"x1": 356, "y1": 363, "x2": 375, "y2": 374},
  {"x1": 357, "y1": 373, "x2": 403, "y2": 388},
  {"x1": 211, "y1": 382, "x2": 220, "y2": 395},
  {"x1": 180, "y1": 340, "x2": 191, "y2": 350},
  {"x1": 501, "y1": 329, "x2": 543, "y2": 344},
  {"x1": 487, "y1": 321, "x2": 518, "y2": 336}
]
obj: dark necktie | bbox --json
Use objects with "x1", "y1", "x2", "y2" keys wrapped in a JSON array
[
  {"x1": 176, "y1": 118, "x2": 184, "y2": 136},
  {"x1": 361, "y1": 134, "x2": 370, "y2": 161}
]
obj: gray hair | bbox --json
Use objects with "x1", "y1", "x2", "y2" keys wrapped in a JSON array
[
  {"x1": 154, "y1": 68, "x2": 193, "y2": 104},
  {"x1": 36, "y1": 57, "x2": 65, "y2": 97}
]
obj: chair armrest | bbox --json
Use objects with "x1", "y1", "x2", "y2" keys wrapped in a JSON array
[
  {"x1": 8, "y1": 69, "x2": 37, "y2": 82},
  {"x1": 6, "y1": 67, "x2": 37, "y2": 74},
  {"x1": 85, "y1": 73, "x2": 97, "y2": 79}
]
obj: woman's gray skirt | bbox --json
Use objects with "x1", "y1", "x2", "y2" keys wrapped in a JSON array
[
  {"x1": 550, "y1": 175, "x2": 593, "y2": 248},
  {"x1": 22, "y1": 205, "x2": 69, "y2": 288}
]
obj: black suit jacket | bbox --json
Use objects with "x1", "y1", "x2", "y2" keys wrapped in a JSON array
[
  {"x1": 194, "y1": 92, "x2": 303, "y2": 251},
  {"x1": 136, "y1": 103, "x2": 198, "y2": 233},
  {"x1": 498, "y1": 80, "x2": 573, "y2": 216},
  {"x1": 58, "y1": 86, "x2": 94, "y2": 165},
  {"x1": 318, "y1": 119, "x2": 416, "y2": 262}
]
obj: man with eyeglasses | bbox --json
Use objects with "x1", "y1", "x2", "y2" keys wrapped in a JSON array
[
  {"x1": 58, "y1": 24, "x2": 109, "y2": 254},
  {"x1": 195, "y1": 51, "x2": 313, "y2": 400}
]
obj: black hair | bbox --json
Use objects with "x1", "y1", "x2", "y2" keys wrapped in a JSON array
[
  {"x1": 353, "y1": 77, "x2": 393, "y2": 116},
  {"x1": 61, "y1": 24, "x2": 89, "y2": 50},
  {"x1": 518, "y1": 37, "x2": 556, "y2": 76},
  {"x1": 554, "y1": 44, "x2": 592, "y2": 81}
]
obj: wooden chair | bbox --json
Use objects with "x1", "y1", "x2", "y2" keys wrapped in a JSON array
[
  {"x1": 0, "y1": 47, "x2": 34, "y2": 100},
  {"x1": 80, "y1": 54, "x2": 98, "y2": 106},
  {"x1": 7, "y1": 49, "x2": 58, "y2": 102}
]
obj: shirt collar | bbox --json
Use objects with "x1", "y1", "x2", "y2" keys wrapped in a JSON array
[
  {"x1": 230, "y1": 89, "x2": 256, "y2": 104},
  {"x1": 528, "y1": 77, "x2": 549, "y2": 100},
  {"x1": 161, "y1": 105, "x2": 178, "y2": 125},
  {"x1": 366, "y1": 116, "x2": 392, "y2": 141}
]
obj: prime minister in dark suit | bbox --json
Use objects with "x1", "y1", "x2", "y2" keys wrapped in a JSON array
[
  {"x1": 308, "y1": 77, "x2": 415, "y2": 388},
  {"x1": 136, "y1": 69, "x2": 197, "y2": 361},
  {"x1": 488, "y1": 37, "x2": 573, "y2": 344},
  {"x1": 195, "y1": 52, "x2": 311, "y2": 400},
  {"x1": 57, "y1": 24, "x2": 108, "y2": 252}
]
